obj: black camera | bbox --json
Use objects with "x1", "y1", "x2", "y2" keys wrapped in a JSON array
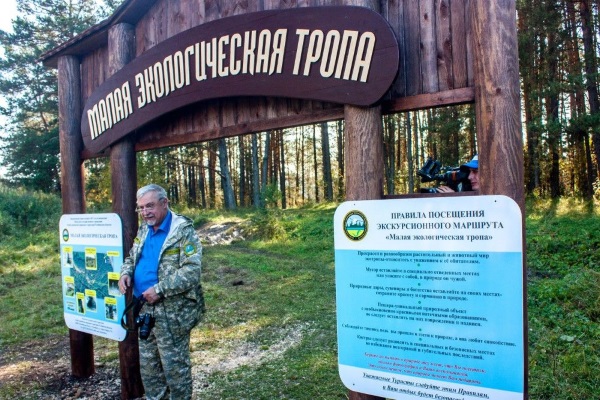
[
  {"x1": 417, "y1": 157, "x2": 472, "y2": 193},
  {"x1": 135, "y1": 312, "x2": 155, "y2": 340}
]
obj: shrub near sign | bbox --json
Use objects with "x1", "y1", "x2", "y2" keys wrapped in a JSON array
[{"x1": 81, "y1": 6, "x2": 400, "y2": 155}]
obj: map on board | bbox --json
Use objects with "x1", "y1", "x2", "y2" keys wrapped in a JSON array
[{"x1": 60, "y1": 213, "x2": 127, "y2": 341}]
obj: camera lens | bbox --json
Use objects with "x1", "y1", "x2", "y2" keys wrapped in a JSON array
[{"x1": 136, "y1": 313, "x2": 154, "y2": 340}]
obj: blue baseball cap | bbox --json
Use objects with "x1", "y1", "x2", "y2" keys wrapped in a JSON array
[{"x1": 462, "y1": 155, "x2": 478, "y2": 169}]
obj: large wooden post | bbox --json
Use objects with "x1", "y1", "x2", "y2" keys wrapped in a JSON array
[
  {"x1": 343, "y1": 0, "x2": 386, "y2": 398},
  {"x1": 58, "y1": 55, "x2": 95, "y2": 378},
  {"x1": 471, "y1": 0, "x2": 524, "y2": 206},
  {"x1": 344, "y1": 105, "x2": 385, "y2": 202},
  {"x1": 471, "y1": 1, "x2": 527, "y2": 397},
  {"x1": 107, "y1": 23, "x2": 144, "y2": 399},
  {"x1": 344, "y1": 105, "x2": 385, "y2": 400}
]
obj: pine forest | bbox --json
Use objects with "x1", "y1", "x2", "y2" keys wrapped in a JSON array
[{"x1": 0, "y1": 1, "x2": 599, "y2": 206}]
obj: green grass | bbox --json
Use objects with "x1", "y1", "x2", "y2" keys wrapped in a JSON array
[
  {"x1": 0, "y1": 188, "x2": 599, "y2": 399},
  {"x1": 525, "y1": 198, "x2": 600, "y2": 400}
]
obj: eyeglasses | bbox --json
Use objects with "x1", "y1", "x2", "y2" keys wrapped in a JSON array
[{"x1": 135, "y1": 200, "x2": 162, "y2": 213}]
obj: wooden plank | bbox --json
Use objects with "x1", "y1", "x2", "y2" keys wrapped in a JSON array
[
  {"x1": 80, "y1": 57, "x2": 92, "y2": 102},
  {"x1": 222, "y1": 97, "x2": 238, "y2": 128},
  {"x1": 135, "y1": 4, "x2": 154, "y2": 54},
  {"x1": 190, "y1": 0, "x2": 207, "y2": 26},
  {"x1": 420, "y1": 0, "x2": 438, "y2": 93},
  {"x1": 134, "y1": 105, "x2": 344, "y2": 151},
  {"x1": 218, "y1": 0, "x2": 248, "y2": 17},
  {"x1": 204, "y1": 0, "x2": 223, "y2": 22},
  {"x1": 436, "y1": 0, "x2": 453, "y2": 90},
  {"x1": 265, "y1": 0, "x2": 298, "y2": 10},
  {"x1": 451, "y1": 0, "x2": 468, "y2": 88},
  {"x1": 154, "y1": 0, "x2": 169, "y2": 43},
  {"x1": 135, "y1": 0, "x2": 168, "y2": 54},
  {"x1": 465, "y1": 0, "x2": 474, "y2": 87},
  {"x1": 383, "y1": 86, "x2": 474, "y2": 113},
  {"x1": 168, "y1": 0, "x2": 193, "y2": 38},
  {"x1": 382, "y1": 0, "x2": 406, "y2": 98},
  {"x1": 404, "y1": 0, "x2": 422, "y2": 96}
]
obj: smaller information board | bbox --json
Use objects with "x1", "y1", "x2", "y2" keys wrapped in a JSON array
[
  {"x1": 59, "y1": 214, "x2": 127, "y2": 341},
  {"x1": 334, "y1": 196, "x2": 524, "y2": 400}
]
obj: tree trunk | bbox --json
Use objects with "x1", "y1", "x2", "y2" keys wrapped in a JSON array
[
  {"x1": 336, "y1": 120, "x2": 345, "y2": 201},
  {"x1": 208, "y1": 141, "x2": 217, "y2": 208},
  {"x1": 261, "y1": 131, "x2": 271, "y2": 207},
  {"x1": 238, "y1": 137, "x2": 246, "y2": 207},
  {"x1": 321, "y1": 122, "x2": 334, "y2": 201},
  {"x1": 545, "y1": 13, "x2": 561, "y2": 198},
  {"x1": 279, "y1": 130, "x2": 287, "y2": 208},
  {"x1": 312, "y1": 125, "x2": 320, "y2": 202},
  {"x1": 407, "y1": 112, "x2": 414, "y2": 193},
  {"x1": 198, "y1": 146, "x2": 207, "y2": 208},
  {"x1": 218, "y1": 138, "x2": 236, "y2": 210},
  {"x1": 383, "y1": 115, "x2": 396, "y2": 195},
  {"x1": 295, "y1": 128, "x2": 301, "y2": 207},
  {"x1": 301, "y1": 127, "x2": 306, "y2": 202},
  {"x1": 580, "y1": 0, "x2": 600, "y2": 180},
  {"x1": 251, "y1": 133, "x2": 261, "y2": 208}
]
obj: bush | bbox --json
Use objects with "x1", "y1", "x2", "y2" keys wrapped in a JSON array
[
  {"x1": 248, "y1": 209, "x2": 286, "y2": 240},
  {"x1": 0, "y1": 185, "x2": 61, "y2": 237}
]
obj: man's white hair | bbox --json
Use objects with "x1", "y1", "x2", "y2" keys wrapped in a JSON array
[{"x1": 136, "y1": 184, "x2": 168, "y2": 201}]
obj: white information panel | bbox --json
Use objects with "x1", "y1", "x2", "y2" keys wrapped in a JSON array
[
  {"x1": 59, "y1": 213, "x2": 127, "y2": 341},
  {"x1": 334, "y1": 196, "x2": 524, "y2": 400}
]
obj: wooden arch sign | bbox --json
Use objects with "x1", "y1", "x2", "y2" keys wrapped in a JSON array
[
  {"x1": 82, "y1": 6, "x2": 399, "y2": 155},
  {"x1": 46, "y1": 1, "x2": 525, "y2": 399}
]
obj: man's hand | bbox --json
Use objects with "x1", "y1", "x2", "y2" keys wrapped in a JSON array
[
  {"x1": 436, "y1": 185, "x2": 455, "y2": 193},
  {"x1": 119, "y1": 275, "x2": 131, "y2": 294},
  {"x1": 142, "y1": 286, "x2": 161, "y2": 304}
]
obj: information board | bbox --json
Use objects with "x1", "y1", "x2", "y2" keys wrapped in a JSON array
[
  {"x1": 334, "y1": 196, "x2": 524, "y2": 400},
  {"x1": 59, "y1": 213, "x2": 127, "y2": 341}
]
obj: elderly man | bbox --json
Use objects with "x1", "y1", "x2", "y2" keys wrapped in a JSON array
[{"x1": 119, "y1": 184, "x2": 204, "y2": 400}]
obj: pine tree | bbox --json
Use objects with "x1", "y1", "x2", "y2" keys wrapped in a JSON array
[{"x1": 0, "y1": 0, "x2": 115, "y2": 191}]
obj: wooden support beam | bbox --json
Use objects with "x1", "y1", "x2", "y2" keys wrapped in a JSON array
[
  {"x1": 343, "y1": 1, "x2": 386, "y2": 398},
  {"x1": 471, "y1": 1, "x2": 524, "y2": 206},
  {"x1": 58, "y1": 55, "x2": 94, "y2": 378},
  {"x1": 471, "y1": 2, "x2": 527, "y2": 398},
  {"x1": 382, "y1": 87, "x2": 475, "y2": 114},
  {"x1": 108, "y1": 22, "x2": 144, "y2": 400}
]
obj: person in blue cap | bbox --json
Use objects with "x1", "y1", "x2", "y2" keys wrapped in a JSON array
[{"x1": 437, "y1": 155, "x2": 479, "y2": 192}]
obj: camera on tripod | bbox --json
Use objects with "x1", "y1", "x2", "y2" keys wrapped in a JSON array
[{"x1": 417, "y1": 157, "x2": 472, "y2": 193}]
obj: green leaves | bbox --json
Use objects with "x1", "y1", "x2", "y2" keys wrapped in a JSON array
[{"x1": 0, "y1": 0, "x2": 116, "y2": 191}]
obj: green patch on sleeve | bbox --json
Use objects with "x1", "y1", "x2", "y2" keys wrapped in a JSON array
[
  {"x1": 184, "y1": 243, "x2": 197, "y2": 256},
  {"x1": 163, "y1": 248, "x2": 179, "y2": 255}
]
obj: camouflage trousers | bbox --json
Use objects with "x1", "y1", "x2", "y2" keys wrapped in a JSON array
[{"x1": 139, "y1": 304, "x2": 193, "y2": 400}]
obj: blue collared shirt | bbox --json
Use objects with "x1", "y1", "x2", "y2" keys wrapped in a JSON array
[{"x1": 133, "y1": 211, "x2": 172, "y2": 297}]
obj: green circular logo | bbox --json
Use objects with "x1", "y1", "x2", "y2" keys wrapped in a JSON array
[
  {"x1": 62, "y1": 228, "x2": 69, "y2": 242},
  {"x1": 343, "y1": 211, "x2": 368, "y2": 241},
  {"x1": 184, "y1": 243, "x2": 197, "y2": 256}
]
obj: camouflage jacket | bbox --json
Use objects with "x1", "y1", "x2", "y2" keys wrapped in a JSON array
[{"x1": 121, "y1": 211, "x2": 204, "y2": 331}]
